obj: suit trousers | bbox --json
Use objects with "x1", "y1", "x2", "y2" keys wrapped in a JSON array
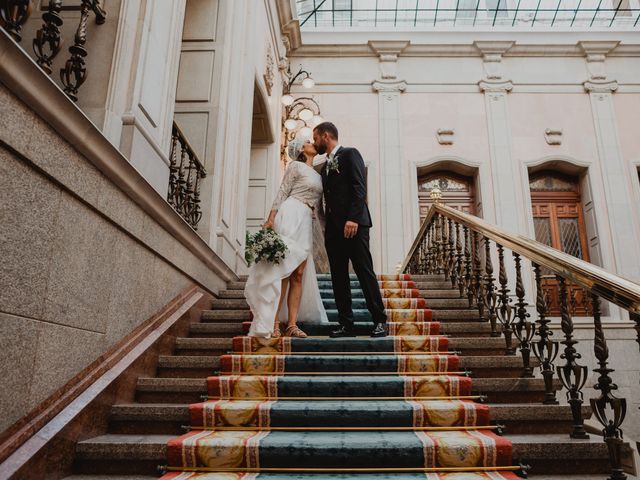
[{"x1": 325, "y1": 225, "x2": 387, "y2": 329}]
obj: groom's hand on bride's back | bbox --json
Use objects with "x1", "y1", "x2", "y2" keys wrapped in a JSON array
[{"x1": 344, "y1": 220, "x2": 358, "y2": 238}]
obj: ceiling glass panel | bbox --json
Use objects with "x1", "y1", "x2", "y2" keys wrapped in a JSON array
[{"x1": 295, "y1": 0, "x2": 640, "y2": 29}]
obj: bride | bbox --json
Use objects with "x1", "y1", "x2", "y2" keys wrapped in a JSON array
[{"x1": 244, "y1": 137, "x2": 328, "y2": 338}]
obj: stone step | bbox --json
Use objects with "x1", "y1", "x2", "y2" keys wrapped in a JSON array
[
  {"x1": 229, "y1": 280, "x2": 459, "y2": 291},
  {"x1": 73, "y1": 433, "x2": 610, "y2": 475},
  {"x1": 189, "y1": 322, "x2": 244, "y2": 337},
  {"x1": 107, "y1": 402, "x2": 585, "y2": 436},
  {"x1": 173, "y1": 336, "x2": 511, "y2": 356},
  {"x1": 201, "y1": 309, "x2": 251, "y2": 322},
  {"x1": 198, "y1": 308, "x2": 482, "y2": 323},
  {"x1": 218, "y1": 289, "x2": 246, "y2": 299},
  {"x1": 63, "y1": 476, "x2": 613, "y2": 480},
  {"x1": 211, "y1": 297, "x2": 474, "y2": 310},
  {"x1": 135, "y1": 376, "x2": 558, "y2": 404},
  {"x1": 155, "y1": 354, "x2": 537, "y2": 379}
]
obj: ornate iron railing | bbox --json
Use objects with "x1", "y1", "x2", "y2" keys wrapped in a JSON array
[
  {"x1": 168, "y1": 122, "x2": 206, "y2": 230},
  {"x1": 0, "y1": 0, "x2": 106, "y2": 101},
  {"x1": 401, "y1": 192, "x2": 640, "y2": 480}
]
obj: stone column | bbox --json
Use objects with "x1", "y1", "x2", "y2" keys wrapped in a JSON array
[
  {"x1": 581, "y1": 42, "x2": 640, "y2": 283},
  {"x1": 370, "y1": 41, "x2": 409, "y2": 272}
]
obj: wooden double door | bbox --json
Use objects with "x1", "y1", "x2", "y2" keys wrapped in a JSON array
[{"x1": 530, "y1": 172, "x2": 591, "y2": 315}]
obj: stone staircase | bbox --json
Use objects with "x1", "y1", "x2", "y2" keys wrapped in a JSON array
[{"x1": 63, "y1": 273, "x2": 614, "y2": 479}]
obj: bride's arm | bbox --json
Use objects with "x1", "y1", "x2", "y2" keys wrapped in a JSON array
[{"x1": 264, "y1": 162, "x2": 298, "y2": 228}]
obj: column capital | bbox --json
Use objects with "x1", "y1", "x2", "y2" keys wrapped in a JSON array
[
  {"x1": 478, "y1": 79, "x2": 513, "y2": 93},
  {"x1": 583, "y1": 80, "x2": 619, "y2": 94},
  {"x1": 372, "y1": 80, "x2": 407, "y2": 94},
  {"x1": 369, "y1": 41, "x2": 409, "y2": 81}
]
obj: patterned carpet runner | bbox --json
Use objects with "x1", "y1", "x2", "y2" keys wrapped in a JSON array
[{"x1": 161, "y1": 274, "x2": 518, "y2": 479}]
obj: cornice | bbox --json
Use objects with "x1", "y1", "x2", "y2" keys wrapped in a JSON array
[
  {"x1": 368, "y1": 40, "x2": 410, "y2": 56},
  {"x1": 275, "y1": 0, "x2": 302, "y2": 52},
  {"x1": 290, "y1": 41, "x2": 640, "y2": 58}
]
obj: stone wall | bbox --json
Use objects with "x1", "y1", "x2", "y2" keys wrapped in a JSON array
[{"x1": 0, "y1": 82, "x2": 228, "y2": 432}]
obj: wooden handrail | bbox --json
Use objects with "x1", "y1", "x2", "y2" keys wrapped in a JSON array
[{"x1": 401, "y1": 203, "x2": 640, "y2": 314}]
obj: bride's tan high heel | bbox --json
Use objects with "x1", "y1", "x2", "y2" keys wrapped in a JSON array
[
  {"x1": 272, "y1": 320, "x2": 282, "y2": 338},
  {"x1": 285, "y1": 325, "x2": 307, "y2": 338}
]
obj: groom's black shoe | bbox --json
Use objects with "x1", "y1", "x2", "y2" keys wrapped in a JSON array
[
  {"x1": 330, "y1": 326, "x2": 356, "y2": 338},
  {"x1": 370, "y1": 323, "x2": 388, "y2": 338}
]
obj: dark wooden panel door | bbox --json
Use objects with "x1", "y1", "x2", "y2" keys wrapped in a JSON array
[
  {"x1": 530, "y1": 172, "x2": 591, "y2": 315},
  {"x1": 418, "y1": 172, "x2": 475, "y2": 222}
]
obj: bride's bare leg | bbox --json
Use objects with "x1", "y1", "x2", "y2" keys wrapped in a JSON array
[
  {"x1": 285, "y1": 261, "x2": 308, "y2": 335},
  {"x1": 272, "y1": 278, "x2": 288, "y2": 336}
]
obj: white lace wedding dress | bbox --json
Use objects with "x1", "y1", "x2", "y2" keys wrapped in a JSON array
[{"x1": 244, "y1": 161, "x2": 328, "y2": 337}]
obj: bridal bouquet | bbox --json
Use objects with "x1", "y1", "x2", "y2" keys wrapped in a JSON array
[{"x1": 245, "y1": 228, "x2": 288, "y2": 266}]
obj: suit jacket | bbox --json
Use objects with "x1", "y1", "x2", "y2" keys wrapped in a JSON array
[{"x1": 321, "y1": 146, "x2": 372, "y2": 232}]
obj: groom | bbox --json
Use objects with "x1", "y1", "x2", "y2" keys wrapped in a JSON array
[{"x1": 313, "y1": 122, "x2": 387, "y2": 338}]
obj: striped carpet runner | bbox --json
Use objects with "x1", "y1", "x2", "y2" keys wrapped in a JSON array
[{"x1": 160, "y1": 274, "x2": 519, "y2": 479}]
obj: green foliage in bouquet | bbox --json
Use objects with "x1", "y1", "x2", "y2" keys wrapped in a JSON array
[{"x1": 245, "y1": 228, "x2": 288, "y2": 266}]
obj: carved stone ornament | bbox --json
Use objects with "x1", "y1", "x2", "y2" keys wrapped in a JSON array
[
  {"x1": 264, "y1": 45, "x2": 275, "y2": 96},
  {"x1": 544, "y1": 128, "x2": 563, "y2": 146},
  {"x1": 371, "y1": 80, "x2": 407, "y2": 94},
  {"x1": 437, "y1": 129, "x2": 455, "y2": 145}
]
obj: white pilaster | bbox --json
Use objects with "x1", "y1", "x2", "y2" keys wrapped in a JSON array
[
  {"x1": 582, "y1": 47, "x2": 640, "y2": 283},
  {"x1": 370, "y1": 41, "x2": 409, "y2": 272}
]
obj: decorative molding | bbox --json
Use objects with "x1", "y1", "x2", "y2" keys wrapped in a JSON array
[
  {"x1": 437, "y1": 129, "x2": 455, "y2": 145},
  {"x1": 263, "y1": 45, "x2": 275, "y2": 96},
  {"x1": 544, "y1": 128, "x2": 563, "y2": 146},
  {"x1": 478, "y1": 79, "x2": 513, "y2": 93},
  {"x1": 372, "y1": 80, "x2": 407, "y2": 93}
]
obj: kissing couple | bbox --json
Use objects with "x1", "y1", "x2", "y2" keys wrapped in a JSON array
[{"x1": 244, "y1": 122, "x2": 387, "y2": 339}]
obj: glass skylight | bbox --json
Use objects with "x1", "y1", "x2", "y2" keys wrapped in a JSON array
[{"x1": 295, "y1": 0, "x2": 640, "y2": 29}]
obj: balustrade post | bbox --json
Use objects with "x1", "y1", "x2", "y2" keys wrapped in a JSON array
[
  {"x1": 167, "y1": 132, "x2": 179, "y2": 208},
  {"x1": 0, "y1": 0, "x2": 32, "y2": 42},
  {"x1": 482, "y1": 237, "x2": 499, "y2": 337},
  {"x1": 446, "y1": 218, "x2": 455, "y2": 283},
  {"x1": 435, "y1": 214, "x2": 444, "y2": 274},
  {"x1": 450, "y1": 222, "x2": 460, "y2": 289},
  {"x1": 442, "y1": 215, "x2": 450, "y2": 281},
  {"x1": 426, "y1": 223, "x2": 435, "y2": 274},
  {"x1": 496, "y1": 244, "x2": 515, "y2": 355},
  {"x1": 531, "y1": 263, "x2": 559, "y2": 405},
  {"x1": 512, "y1": 253, "x2": 535, "y2": 377},
  {"x1": 556, "y1": 276, "x2": 589, "y2": 439},
  {"x1": 33, "y1": 0, "x2": 63, "y2": 74},
  {"x1": 60, "y1": 0, "x2": 106, "y2": 101},
  {"x1": 456, "y1": 223, "x2": 465, "y2": 297},
  {"x1": 464, "y1": 226, "x2": 473, "y2": 307},
  {"x1": 472, "y1": 231, "x2": 485, "y2": 320},
  {"x1": 590, "y1": 295, "x2": 628, "y2": 480}
]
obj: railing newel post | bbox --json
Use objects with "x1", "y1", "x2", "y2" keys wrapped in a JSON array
[
  {"x1": 0, "y1": 0, "x2": 32, "y2": 42},
  {"x1": 472, "y1": 231, "x2": 485, "y2": 320}
]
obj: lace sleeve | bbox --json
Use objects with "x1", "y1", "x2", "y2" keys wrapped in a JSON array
[{"x1": 271, "y1": 161, "x2": 299, "y2": 211}]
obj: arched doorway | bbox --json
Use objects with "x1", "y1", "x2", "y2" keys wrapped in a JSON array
[
  {"x1": 529, "y1": 171, "x2": 590, "y2": 315},
  {"x1": 417, "y1": 171, "x2": 476, "y2": 221}
]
